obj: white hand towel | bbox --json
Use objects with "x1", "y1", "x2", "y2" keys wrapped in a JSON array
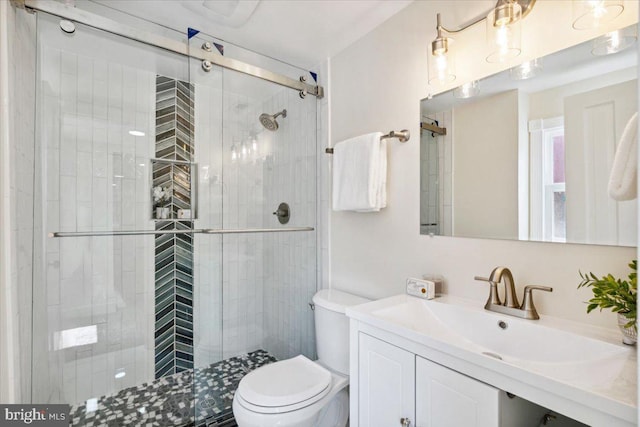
[
  {"x1": 608, "y1": 112, "x2": 638, "y2": 201},
  {"x1": 356, "y1": 139, "x2": 387, "y2": 212},
  {"x1": 332, "y1": 132, "x2": 385, "y2": 211}
]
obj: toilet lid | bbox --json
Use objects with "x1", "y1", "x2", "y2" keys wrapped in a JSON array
[{"x1": 237, "y1": 355, "x2": 332, "y2": 409}]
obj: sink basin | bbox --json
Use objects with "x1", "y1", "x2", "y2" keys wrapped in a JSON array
[
  {"x1": 371, "y1": 295, "x2": 626, "y2": 364},
  {"x1": 352, "y1": 294, "x2": 633, "y2": 389}
]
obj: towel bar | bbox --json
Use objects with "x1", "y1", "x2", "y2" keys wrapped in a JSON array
[{"x1": 325, "y1": 129, "x2": 410, "y2": 154}]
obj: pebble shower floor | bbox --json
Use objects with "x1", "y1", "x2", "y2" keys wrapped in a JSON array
[{"x1": 68, "y1": 350, "x2": 276, "y2": 426}]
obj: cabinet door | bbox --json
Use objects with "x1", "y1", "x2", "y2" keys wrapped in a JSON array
[
  {"x1": 416, "y1": 356, "x2": 500, "y2": 427},
  {"x1": 358, "y1": 333, "x2": 415, "y2": 427}
]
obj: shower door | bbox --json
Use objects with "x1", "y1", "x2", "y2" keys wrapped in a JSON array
[
  {"x1": 32, "y1": 7, "x2": 318, "y2": 426},
  {"x1": 188, "y1": 33, "x2": 319, "y2": 425},
  {"x1": 31, "y1": 10, "x2": 214, "y2": 423}
]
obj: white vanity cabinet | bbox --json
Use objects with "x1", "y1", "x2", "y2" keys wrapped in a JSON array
[
  {"x1": 357, "y1": 332, "x2": 502, "y2": 427},
  {"x1": 355, "y1": 332, "x2": 585, "y2": 427},
  {"x1": 357, "y1": 333, "x2": 415, "y2": 426},
  {"x1": 416, "y1": 356, "x2": 500, "y2": 427}
]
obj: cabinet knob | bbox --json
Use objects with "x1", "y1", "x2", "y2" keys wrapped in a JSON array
[{"x1": 400, "y1": 418, "x2": 411, "y2": 426}]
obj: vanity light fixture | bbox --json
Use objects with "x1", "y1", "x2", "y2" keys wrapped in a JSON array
[
  {"x1": 572, "y1": 0, "x2": 624, "y2": 30},
  {"x1": 591, "y1": 26, "x2": 637, "y2": 55},
  {"x1": 486, "y1": 0, "x2": 523, "y2": 63},
  {"x1": 428, "y1": 13, "x2": 456, "y2": 85},
  {"x1": 453, "y1": 80, "x2": 480, "y2": 99},
  {"x1": 509, "y1": 58, "x2": 543, "y2": 80},
  {"x1": 429, "y1": 0, "x2": 536, "y2": 85}
]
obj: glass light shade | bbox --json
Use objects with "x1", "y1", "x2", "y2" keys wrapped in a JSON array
[
  {"x1": 453, "y1": 80, "x2": 479, "y2": 99},
  {"x1": 572, "y1": 0, "x2": 624, "y2": 30},
  {"x1": 428, "y1": 40, "x2": 456, "y2": 86},
  {"x1": 486, "y1": 2, "x2": 522, "y2": 63},
  {"x1": 509, "y1": 58, "x2": 543, "y2": 80},
  {"x1": 591, "y1": 27, "x2": 637, "y2": 55}
]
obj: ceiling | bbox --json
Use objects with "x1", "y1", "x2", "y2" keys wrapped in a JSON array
[{"x1": 89, "y1": 0, "x2": 416, "y2": 70}]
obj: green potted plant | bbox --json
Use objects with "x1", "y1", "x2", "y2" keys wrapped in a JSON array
[{"x1": 578, "y1": 260, "x2": 637, "y2": 345}]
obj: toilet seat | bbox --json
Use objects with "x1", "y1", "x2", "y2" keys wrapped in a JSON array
[{"x1": 236, "y1": 355, "x2": 332, "y2": 414}]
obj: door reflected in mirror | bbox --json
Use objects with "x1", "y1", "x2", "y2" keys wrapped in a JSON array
[{"x1": 420, "y1": 25, "x2": 637, "y2": 247}]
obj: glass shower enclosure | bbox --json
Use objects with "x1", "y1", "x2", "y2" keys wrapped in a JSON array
[{"x1": 30, "y1": 5, "x2": 319, "y2": 426}]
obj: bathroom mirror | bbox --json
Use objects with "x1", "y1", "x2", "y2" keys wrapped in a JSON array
[{"x1": 420, "y1": 24, "x2": 637, "y2": 247}]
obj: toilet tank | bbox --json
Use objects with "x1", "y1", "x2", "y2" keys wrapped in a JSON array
[{"x1": 312, "y1": 289, "x2": 371, "y2": 375}]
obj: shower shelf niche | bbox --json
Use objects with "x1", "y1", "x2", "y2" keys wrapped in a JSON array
[{"x1": 150, "y1": 158, "x2": 198, "y2": 221}]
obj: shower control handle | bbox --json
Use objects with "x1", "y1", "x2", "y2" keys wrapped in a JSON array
[
  {"x1": 400, "y1": 418, "x2": 411, "y2": 426},
  {"x1": 273, "y1": 202, "x2": 290, "y2": 224}
]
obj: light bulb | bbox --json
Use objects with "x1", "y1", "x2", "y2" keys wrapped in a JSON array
[
  {"x1": 486, "y1": 3, "x2": 521, "y2": 63},
  {"x1": 496, "y1": 26, "x2": 509, "y2": 50},
  {"x1": 252, "y1": 138, "x2": 257, "y2": 152},
  {"x1": 435, "y1": 54, "x2": 450, "y2": 82},
  {"x1": 428, "y1": 37, "x2": 456, "y2": 85},
  {"x1": 587, "y1": 0, "x2": 607, "y2": 18}
]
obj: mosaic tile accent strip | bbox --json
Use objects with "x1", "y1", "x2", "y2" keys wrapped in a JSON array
[
  {"x1": 155, "y1": 75, "x2": 196, "y2": 378},
  {"x1": 69, "y1": 350, "x2": 277, "y2": 427}
]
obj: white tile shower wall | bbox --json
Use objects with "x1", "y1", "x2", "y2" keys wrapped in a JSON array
[
  {"x1": 6, "y1": 5, "x2": 36, "y2": 403},
  {"x1": 220, "y1": 88, "x2": 266, "y2": 360},
  {"x1": 194, "y1": 73, "x2": 318, "y2": 363},
  {"x1": 195, "y1": 77, "x2": 269, "y2": 363},
  {"x1": 262, "y1": 89, "x2": 317, "y2": 361},
  {"x1": 33, "y1": 42, "x2": 156, "y2": 404},
  {"x1": 193, "y1": 80, "x2": 224, "y2": 367}
]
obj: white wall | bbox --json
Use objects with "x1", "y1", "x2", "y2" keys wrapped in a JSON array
[
  {"x1": 529, "y1": 67, "x2": 637, "y2": 120},
  {"x1": 329, "y1": 1, "x2": 636, "y2": 329},
  {"x1": 453, "y1": 90, "x2": 519, "y2": 239}
]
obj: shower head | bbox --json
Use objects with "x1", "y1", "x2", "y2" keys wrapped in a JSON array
[{"x1": 259, "y1": 109, "x2": 287, "y2": 131}]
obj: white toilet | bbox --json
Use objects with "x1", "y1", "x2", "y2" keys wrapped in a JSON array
[{"x1": 232, "y1": 289, "x2": 370, "y2": 427}]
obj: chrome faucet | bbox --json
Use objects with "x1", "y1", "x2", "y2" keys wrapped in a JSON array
[{"x1": 474, "y1": 267, "x2": 553, "y2": 320}]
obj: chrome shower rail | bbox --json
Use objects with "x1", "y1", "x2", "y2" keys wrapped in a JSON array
[
  {"x1": 49, "y1": 227, "x2": 314, "y2": 238},
  {"x1": 16, "y1": 0, "x2": 324, "y2": 98}
]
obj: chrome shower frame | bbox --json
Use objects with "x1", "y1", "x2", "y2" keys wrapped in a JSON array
[{"x1": 15, "y1": 0, "x2": 325, "y2": 99}]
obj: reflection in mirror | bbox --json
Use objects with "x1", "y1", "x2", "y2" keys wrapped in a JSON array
[{"x1": 420, "y1": 25, "x2": 637, "y2": 247}]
